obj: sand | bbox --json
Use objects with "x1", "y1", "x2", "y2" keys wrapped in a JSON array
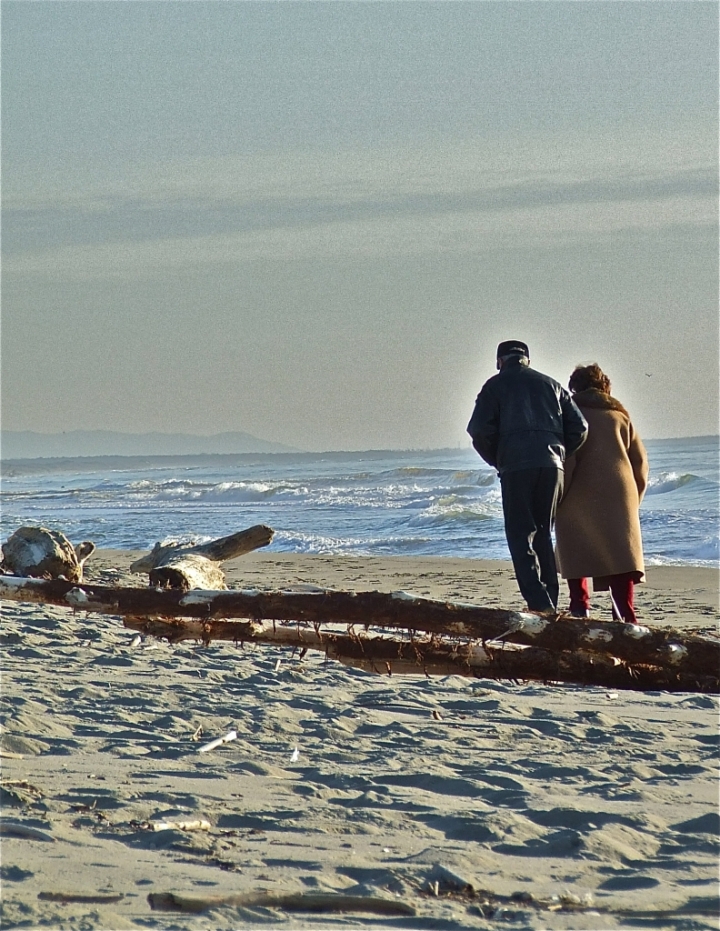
[{"x1": 1, "y1": 552, "x2": 718, "y2": 930}]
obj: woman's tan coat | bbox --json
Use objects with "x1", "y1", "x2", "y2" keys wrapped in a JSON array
[{"x1": 555, "y1": 390, "x2": 649, "y2": 584}]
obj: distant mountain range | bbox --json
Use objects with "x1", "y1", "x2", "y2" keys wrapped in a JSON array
[{"x1": 1, "y1": 430, "x2": 299, "y2": 460}]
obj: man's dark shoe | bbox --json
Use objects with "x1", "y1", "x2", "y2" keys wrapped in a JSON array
[{"x1": 569, "y1": 609, "x2": 590, "y2": 618}]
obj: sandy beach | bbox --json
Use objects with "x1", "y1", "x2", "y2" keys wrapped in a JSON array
[{"x1": 1, "y1": 552, "x2": 718, "y2": 930}]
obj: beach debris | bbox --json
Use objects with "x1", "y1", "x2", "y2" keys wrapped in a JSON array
[
  {"x1": 65, "y1": 587, "x2": 90, "y2": 607},
  {"x1": 191, "y1": 724, "x2": 204, "y2": 741},
  {"x1": 128, "y1": 634, "x2": 142, "y2": 647},
  {"x1": 151, "y1": 819, "x2": 211, "y2": 832},
  {"x1": 290, "y1": 746, "x2": 300, "y2": 762},
  {"x1": 0, "y1": 821, "x2": 55, "y2": 842},
  {"x1": 198, "y1": 730, "x2": 237, "y2": 753},
  {"x1": 147, "y1": 890, "x2": 416, "y2": 916},
  {"x1": 129, "y1": 525, "x2": 274, "y2": 591},
  {"x1": 38, "y1": 892, "x2": 124, "y2": 904},
  {"x1": 1, "y1": 780, "x2": 45, "y2": 807},
  {"x1": 1, "y1": 526, "x2": 95, "y2": 583},
  {"x1": 117, "y1": 616, "x2": 719, "y2": 693},
  {"x1": 560, "y1": 891, "x2": 595, "y2": 908},
  {"x1": 426, "y1": 883, "x2": 719, "y2": 922},
  {"x1": 2, "y1": 576, "x2": 716, "y2": 676},
  {"x1": 426, "y1": 863, "x2": 476, "y2": 895},
  {"x1": 0, "y1": 575, "x2": 718, "y2": 693},
  {"x1": 665, "y1": 643, "x2": 689, "y2": 664}
]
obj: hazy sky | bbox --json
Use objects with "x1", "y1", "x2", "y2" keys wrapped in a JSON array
[{"x1": 2, "y1": 1, "x2": 717, "y2": 451}]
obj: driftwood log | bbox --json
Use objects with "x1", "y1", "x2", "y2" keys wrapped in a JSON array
[
  {"x1": 148, "y1": 891, "x2": 415, "y2": 916},
  {"x1": 0, "y1": 575, "x2": 717, "y2": 693},
  {"x1": 0, "y1": 575, "x2": 714, "y2": 676},
  {"x1": 1, "y1": 527, "x2": 95, "y2": 583},
  {"x1": 128, "y1": 526, "x2": 274, "y2": 590},
  {"x1": 119, "y1": 614, "x2": 719, "y2": 693}
]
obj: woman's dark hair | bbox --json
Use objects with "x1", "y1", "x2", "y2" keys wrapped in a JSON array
[{"x1": 569, "y1": 363, "x2": 611, "y2": 395}]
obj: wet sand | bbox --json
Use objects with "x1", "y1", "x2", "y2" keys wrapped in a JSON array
[{"x1": 1, "y1": 552, "x2": 718, "y2": 930}]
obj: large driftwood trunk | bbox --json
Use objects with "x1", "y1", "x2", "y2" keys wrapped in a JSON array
[
  {"x1": 0, "y1": 575, "x2": 714, "y2": 676},
  {"x1": 128, "y1": 526, "x2": 274, "y2": 590},
  {"x1": 0, "y1": 575, "x2": 717, "y2": 693},
  {"x1": 1, "y1": 527, "x2": 95, "y2": 583},
  {"x1": 120, "y1": 615, "x2": 717, "y2": 693}
]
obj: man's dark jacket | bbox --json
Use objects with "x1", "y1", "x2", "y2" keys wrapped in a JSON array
[{"x1": 467, "y1": 358, "x2": 588, "y2": 474}]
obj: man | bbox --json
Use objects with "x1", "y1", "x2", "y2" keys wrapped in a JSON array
[{"x1": 467, "y1": 340, "x2": 588, "y2": 614}]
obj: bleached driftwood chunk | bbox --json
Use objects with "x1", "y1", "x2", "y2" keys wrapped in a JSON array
[
  {"x1": 147, "y1": 553, "x2": 227, "y2": 591},
  {"x1": 1, "y1": 526, "x2": 95, "y2": 583},
  {"x1": 130, "y1": 525, "x2": 274, "y2": 591}
]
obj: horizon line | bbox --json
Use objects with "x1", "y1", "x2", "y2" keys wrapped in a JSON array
[{"x1": 2, "y1": 433, "x2": 717, "y2": 464}]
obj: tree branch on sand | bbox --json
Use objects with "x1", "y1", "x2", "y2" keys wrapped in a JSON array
[{"x1": 147, "y1": 891, "x2": 416, "y2": 916}]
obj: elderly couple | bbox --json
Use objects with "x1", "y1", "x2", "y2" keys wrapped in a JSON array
[{"x1": 467, "y1": 340, "x2": 648, "y2": 623}]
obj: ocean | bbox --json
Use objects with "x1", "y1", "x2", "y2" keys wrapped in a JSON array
[{"x1": 1, "y1": 437, "x2": 718, "y2": 567}]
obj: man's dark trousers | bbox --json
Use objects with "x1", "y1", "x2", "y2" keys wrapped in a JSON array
[{"x1": 500, "y1": 467, "x2": 564, "y2": 612}]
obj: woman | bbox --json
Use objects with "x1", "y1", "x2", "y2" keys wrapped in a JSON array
[{"x1": 555, "y1": 364, "x2": 649, "y2": 623}]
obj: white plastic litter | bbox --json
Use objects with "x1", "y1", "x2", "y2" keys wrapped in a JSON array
[
  {"x1": 198, "y1": 730, "x2": 237, "y2": 753},
  {"x1": 152, "y1": 819, "x2": 211, "y2": 832}
]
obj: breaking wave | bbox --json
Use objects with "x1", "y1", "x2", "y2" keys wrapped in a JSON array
[
  {"x1": 0, "y1": 443, "x2": 717, "y2": 564},
  {"x1": 645, "y1": 472, "x2": 701, "y2": 495}
]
